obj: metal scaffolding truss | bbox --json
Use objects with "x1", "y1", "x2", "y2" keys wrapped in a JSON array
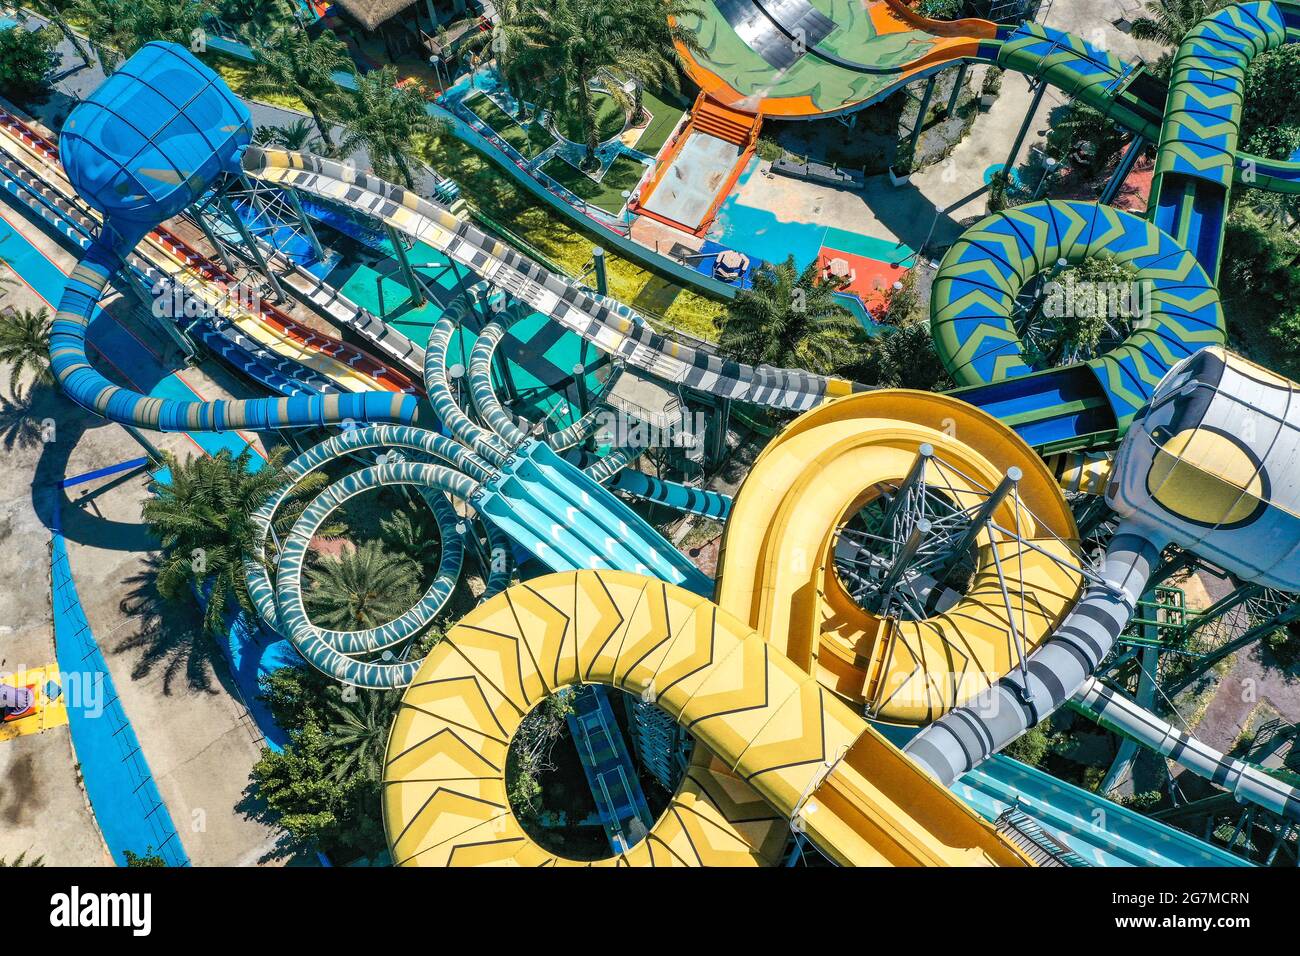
[{"x1": 833, "y1": 443, "x2": 1099, "y2": 684}]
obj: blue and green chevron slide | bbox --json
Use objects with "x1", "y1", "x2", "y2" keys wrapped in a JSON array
[{"x1": 932, "y1": 2, "x2": 1300, "y2": 454}]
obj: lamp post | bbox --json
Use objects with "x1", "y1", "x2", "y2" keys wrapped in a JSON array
[
  {"x1": 573, "y1": 362, "x2": 588, "y2": 415},
  {"x1": 1033, "y1": 157, "x2": 1059, "y2": 200},
  {"x1": 428, "y1": 54, "x2": 448, "y2": 93}
]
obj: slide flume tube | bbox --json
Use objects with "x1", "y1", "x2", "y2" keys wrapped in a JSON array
[
  {"x1": 241, "y1": 146, "x2": 859, "y2": 412},
  {"x1": 1076, "y1": 677, "x2": 1300, "y2": 821},
  {"x1": 49, "y1": 43, "x2": 418, "y2": 432},
  {"x1": 904, "y1": 527, "x2": 1160, "y2": 786}
]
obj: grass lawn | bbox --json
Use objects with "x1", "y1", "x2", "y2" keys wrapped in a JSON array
[
  {"x1": 464, "y1": 92, "x2": 555, "y2": 160},
  {"x1": 203, "y1": 52, "x2": 309, "y2": 113},
  {"x1": 632, "y1": 89, "x2": 686, "y2": 156},
  {"x1": 416, "y1": 132, "x2": 725, "y2": 339},
  {"x1": 541, "y1": 154, "x2": 650, "y2": 215},
  {"x1": 554, "y1": 90, "x2": 626, "y2": 145}
]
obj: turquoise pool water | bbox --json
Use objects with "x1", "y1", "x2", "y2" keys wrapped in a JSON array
[{"x1": 708, "y1": 159, "x2": 916, "y2": 269}]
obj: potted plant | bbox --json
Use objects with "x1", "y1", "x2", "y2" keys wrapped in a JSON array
[
  {"x1": 980, "y1": 67, "x2": 1003, "y2": 110},
  {"x1": 889, "y1": 142, "x2": 915, "y2": 186}
]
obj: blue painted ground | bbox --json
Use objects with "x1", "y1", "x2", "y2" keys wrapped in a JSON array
[
  {"x1": 0, "y1": 207, "x2": 264, "y2": 471},
  {"x1": 50, "y1": 509, "x2": 189, "y2": 866},
  {"x1": 708, "y1": 159, "x2": 916, "y2": 269}
]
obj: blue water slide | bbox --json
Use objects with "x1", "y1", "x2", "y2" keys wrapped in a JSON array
[
  {"x1": 475, "y1": 440, "x2": 713, "y2": 596},
  {"x1": 50, "y1": 42, "x2": 416, "y2": 432}
]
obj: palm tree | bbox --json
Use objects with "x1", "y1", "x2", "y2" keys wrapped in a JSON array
[
  {"x1": 606, "y1": 0, "x2": 702, "y2": 125},
  {"x1": 0, "y1": 307, "x2": 53, "y2": 399},
  {"x1": 1249, "y1": 189, "x2": 1300, "y2": 231},
  {"x1": 379, "y1": 504, "x2": 440, "y2": 568},
  {"x1": 72, "y1": 0, "x2": 213, "y2": 72},
  {"x1": 338, "y1": 67, "x2": 442, "y2": 189},
  {"x1": 28, "y1": 0, "x2": 94, "y2": 69},
  {"x1": 247, "y1": 27, "x2": 351, "y2": 150},
  {"x1": 1129, "y1": 0, "x2": 1229, "y2": 48},
  {"x1": 303, "y1": 540, "x2": 421, "y2": 631},
  {"x1": 142, "y1": 445, "x2": 330, "y2": 635},
  {"x1": 214, "y1": 0, "x2": 293, "y2": 45},
  {"x1": 494, "y1": 0, "x2": 699, "y2": 170},
  {"x1": 255, "y1": 118, "x2": 322, "y2": 153},
  {"x1": 719, "y1": 256, "x2": 863, "y2": 375},
  {"x1": 322, "y1": 689, "x2": 398, "y2": 782}
]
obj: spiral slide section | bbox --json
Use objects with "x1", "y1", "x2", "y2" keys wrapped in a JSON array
[
  {"x1": 907, "y1": 346, "x2": 1300, "y2": 821},
  {"x1": 47, "y1": 42, "x2": 418, "y2": 432},
  {"x1": 932, "y1": 3, "x2": 1300, "y2": 454},
  {"x1": 714, "y1": 389, "x2": 1083, "y2": 719},
  {"x1": 243, "y1": 425, "x2": 511, "y2": 689},
  {"x1": 932, "y1": 200, "x2": 1225, "y2": 450},
  {"x1": 382, "y1": 570, "x2": 1031, "y2": 866}
]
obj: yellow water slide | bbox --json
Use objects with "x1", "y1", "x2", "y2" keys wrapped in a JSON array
[
  {"x1": 383, "y1": 571, "x2": 1030, "y2": 866},
  {"x1": 715, "y1": 391, "x2": 1082, "y2": 721},
  {"x1": 383, "y1": 392, "x2": 1093, "y2": 865}
]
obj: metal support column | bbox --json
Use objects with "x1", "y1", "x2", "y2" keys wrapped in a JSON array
[
  {"x1": 193, "y1": 207, "x2": 239, "y2": 275},
  {"x1": 218, "y1": 193, "x2": 286, "y2": 303},
  {"x1": 881, "y1": 444, "x2": 934, "y2": 529},
  {"x1": 592, "y1": 246, "x2": 608, "y2": 296},
  {"x1": 936, "y1": 468, "x2": 1021, "y2": 581},
  {"x1": 1003, "y1": 79, "x2": 1047, "y2": 180},
  {"x1": 385, "y1": 223, "x2": 426, "y2": 307},
  {"x1": 284, "y1": 186, "x2": 326, "y2": 261},
  {"x1": 944, "y1": 62, "x2": 969, "y2": 116},
  {"x1": 1099, "y1": 135, "x2": 1147, "y2": 205},
  {"x1": 876, "y1": 519, "x2": 931, "y2": 599},
  {"x1": 904, "y1": 75, "x2": 939, "y2": 164}
]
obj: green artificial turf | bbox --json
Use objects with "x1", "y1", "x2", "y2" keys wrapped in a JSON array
[
  {"x1": 465, "y1": 93, "x2": 555, "y2": 159},
  {"x1": 541, "y1": 154, "x2": 651, "y2": 215}
]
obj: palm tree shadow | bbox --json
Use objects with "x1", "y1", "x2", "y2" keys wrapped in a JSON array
[
  {"x1": 112, "y1": 556, "x2": 224, "y2": 695},
  {"x1": 0, "y1": 382, "x2": 53, "y2": 452}
]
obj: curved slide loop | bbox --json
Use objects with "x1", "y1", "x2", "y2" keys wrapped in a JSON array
[
  {"x1": 931, "y1": 200, "x2": 1225, "y2": 430},
  {"x1": 546, "y1": 364, "x2": 624, "y2": 452},
  {"x1": 547, "y1": 404, "x2": 608, "y2": 451},
  {"x1": 716, "y1": 389, "x2": 1083, "y2": 720},
  {"x1": 424, "y1": 319, "x2": 512, "y2": 465},
  {"x1": 278, "y1": 484, "x2": 464, "y2": 657},
  {"x1": 383, "y1": 570, "x2": 1029, "y2": 866},
  {"x1": 584, "y1": 442, "x2": 645, "y2": 485},
  {"x1": 479, "y1": 519, "x2": 515, "y2": 599},
  {"x1": 467, "y1": 321, "x2": 527, "y2": 446},
  {"x1": 903, "y1": 525, "x2": 1162, "y2": 787},
  {"x1": 51, "y1": 240, "x2": 419, "y2": 431},
  {"x1": 244, "y1": 426, "x2": 493, "y2": 688},
  {"x1": 270, "y1": 461, "x2": 481, "y2": 689}
]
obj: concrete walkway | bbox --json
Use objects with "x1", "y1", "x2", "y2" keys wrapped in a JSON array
[{"x1": 0, "y1": 187, "x2": 285, "y2": 865}]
